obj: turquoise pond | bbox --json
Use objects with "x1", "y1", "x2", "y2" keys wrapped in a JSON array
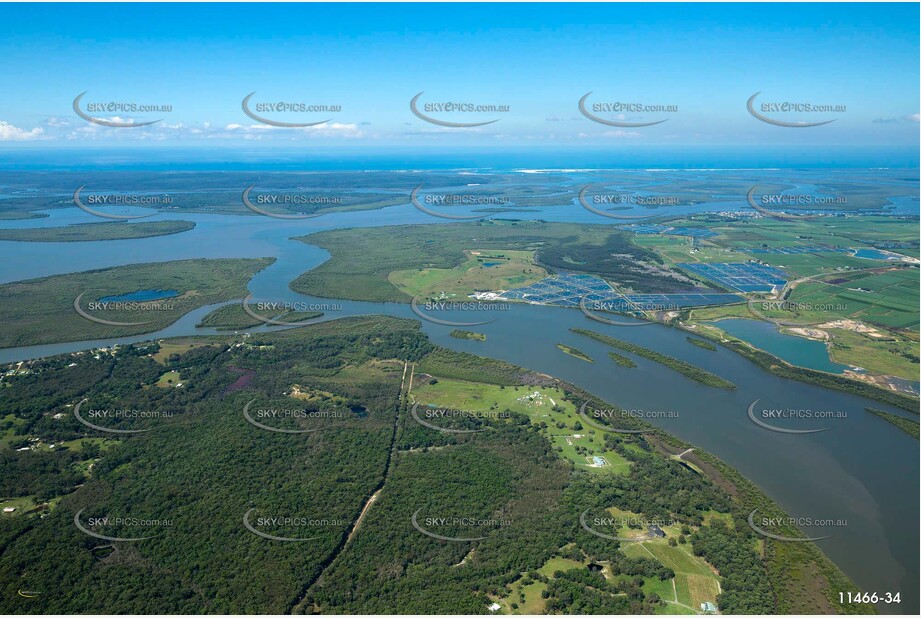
[
  {"x1": 714, "y1": 318, "x2": 851, "y2": 374},
  {"x1": 852, "y1": 248, "x2": 899, "y2": 260}
]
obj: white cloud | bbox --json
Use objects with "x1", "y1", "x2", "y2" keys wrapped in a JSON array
[
  {"x1": 577, "y1": 129, "x2": 640, "y2": 139},
  {"x1": 0, "y1": 121, "x2": 44, "y2": 141},
  {"x1": 218, "y1": 121, "x2": 364, "y2": 139},
  {"x1": 907, "y1": 113, "x2": 920, "y2": 122}
]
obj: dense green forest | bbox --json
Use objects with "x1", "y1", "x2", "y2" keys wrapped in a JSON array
[{"x1": 0, "y1": 317, "x2": 868, "y2": 614}]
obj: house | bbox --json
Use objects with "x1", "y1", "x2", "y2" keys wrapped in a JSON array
[
  {"x1": 648, "y1": 524, "x2": 666, "y2": 538},
  {"x1": 487, "y1": 603, "x2": 501, "y2": 612},
  {"x1": 3, "y1": 507, "x2": 16, "y2": 513},
  {"x1": 701, "y1": 601, "x2": 718, "y2": 613}
]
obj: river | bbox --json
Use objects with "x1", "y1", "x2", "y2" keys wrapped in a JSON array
[{"x1": 0, "y1": 191, "x2": 917, "y2": 613}]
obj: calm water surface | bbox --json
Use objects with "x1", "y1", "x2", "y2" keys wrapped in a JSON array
[{"x1": 0, "y1": 199, "x2": 917, "y2": 613}]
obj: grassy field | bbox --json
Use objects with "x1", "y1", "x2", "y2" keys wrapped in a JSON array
[
  {"x1": 389, "y1": 248, "x2": 546, "y2": 299},
  {"x1": 412, "y1": 377, "x2": 566, "y2": 417},
  {"x1": 499, "y1": 510, "x2": 721, "y2": 615},
  {"x1": 498, "y1": 556, "x2": 587, "y2": 614},
  {"x1": 779, "y1": 268, "x2": 919, "y2": 330},
  {"x1": 623, "y1": 536, "x2": 721, "y2": 611},
  {"x1": 0, "y1": 220, "x2": 195, "y2": 242},
  {"x1": 411, "y1": 376, "x2": 632, "y2": 475},
  {"x1": 155, "y1": 370, "x2": 182, "y2": 388},
  {"x1": 824, "y1": 328, "x2": 919, "y2": 381},
  {"x1": 0, "y1": 258, "x2": 273, "y2": 348},
  {"x1": 0, "y1": 495, "x2": 39, "y2": 515},
  {"x1": 151, "y1": 340, "x2": 216, "y2": 364}
]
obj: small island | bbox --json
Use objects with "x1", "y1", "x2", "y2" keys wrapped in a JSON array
[
  {"x1": 556, "y1": 343, "x2": 593, "y2": 363},
  {"x1": 608, "y1": 351, "x2": 637, "y2": 368},
  {"x1": 449, "y1": 329, "x2": 486, "y2": 341},
  {"x1": 686, "y1": 336, "x2": 717, "y2": 351}
]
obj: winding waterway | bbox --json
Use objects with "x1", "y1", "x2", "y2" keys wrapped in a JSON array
[{"x1": 0, "y1": 195, "x2": 917, "y2": 613}]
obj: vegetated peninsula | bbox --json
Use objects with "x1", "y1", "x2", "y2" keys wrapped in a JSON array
[
  {"x1": 0, "y1": 258, "x2": 275, "y2": 348},
  {"x1": 0, "y1": 220, "x2": 195, "y2": 242},
  {"x1": 290, "y1": 221, "x2": 702, "y2": 303},
  {"x1": 865, "y1": 407, "x2": 919, "y2": 439},
  {"x1": 0, "y1": 315, "x2": 867, "y2": 614}
]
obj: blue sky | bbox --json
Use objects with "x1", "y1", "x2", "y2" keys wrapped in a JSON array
[{"x1": 0, "y1": 2, "x2": 918, "y2": 152}]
